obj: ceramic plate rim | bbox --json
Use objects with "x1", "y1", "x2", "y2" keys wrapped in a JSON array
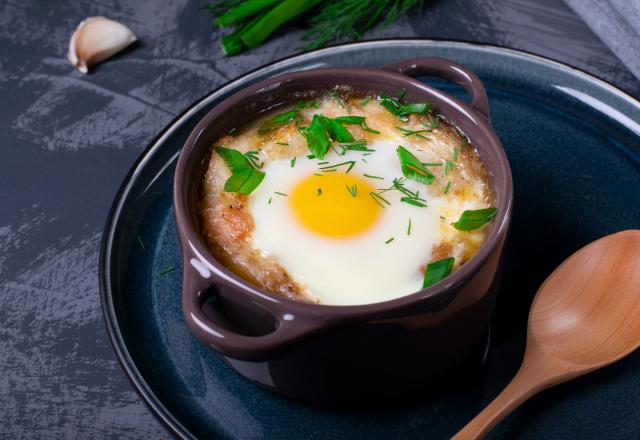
[{"x1": 99, "y1": 38, "x2": 640, "y2": 440}]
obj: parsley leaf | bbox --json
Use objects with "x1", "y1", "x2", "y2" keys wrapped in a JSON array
[
  {"x1": 304, "y1": 115, "x2": 331, "y2": 159},
  {"x1": 452, "y1": 208, "x2": 497, "y2": 231},
  {"x1": 320, "y1": 115, "x2": 354, "y2": 142},
  {"x1": 257, "y1": 110, "x2": 299, "y2": 135},
  {"x1": 396, "y1": 145, "x2": 435, "y2": 185},
  {"x1": 215, "y1": 147, "x2": 265, "y2": 195},
  {"x1": 423, "y1": 257, "x2": 455, "y2": 288}
]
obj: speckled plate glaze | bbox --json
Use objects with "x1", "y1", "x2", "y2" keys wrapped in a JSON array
[{"x1": 100, "y1": 40, "x2": 640, "y2": 440}]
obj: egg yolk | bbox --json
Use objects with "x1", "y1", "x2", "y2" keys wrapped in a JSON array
[{"x1": 289, "y1": 172, "x2": 382, "y2": 238}]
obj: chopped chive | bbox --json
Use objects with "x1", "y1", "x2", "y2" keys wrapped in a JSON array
[
  {"x1": 444, "y1": 160, "x2": 455, "y2": 176},
  {"x1": 455, "y1": 127, "x2": 468, "y2": 152},
  {"x1": 360, "y1": 96, "x2": 372, "y2": 106},
  {"x1": 160, "y1": 266, "x2": 176, "y2": 275},
  {"x1": 396, "y1": 126, "x2": 432, "y2": 139},
  {"x1": 307, "y1": 154, "x2": 315, "y2": 159},
  {"x1": 364, "y1": 173, "x2": 384, "y2": 180},
  {"x1": 329, "y1": 91, "x2": 346, "y2": 108},
  {"x1": 318, "y1": 161, "x2": 329, "y2": 165},
  {"x1": 426, "y1": 114, "x2": 440, "y2": 129},
  {"x1": 274, "y1": 191, "x2": 288, "y2": 197},
  {"x1": 137, "y1": 236, "x2": 145, "y2": 251},
  {"x1": 319, "y1": 160, "x2": 356, "y2": 173},
  {"x1": 244, "y1": 150, "x2": 264, "y2": 169},
  {"x1": 346, "y1": 184, "x2": 358, "y2": 197},
  {"x1": 290, "y1": 157, "x2": 297, "y2": 167},
  {"x1": 407, "y1": 218, "x2": 412, "y2": 235},
  {"x1": 385, "y1": 237, "x2": 395, "y2": 244},
  {"x1": 369, "y1": 192, "x2": 390, "y2": 207},
  {"x1": 397, "y1": 88, "x2": 407, "y2": 100},
  {"x1": 313, "y1": 173, "x2": 323, "y2": 176},
  {"x1": 362, "y1": 121, "x2": 380, "y2": 134},
  {"x1": 276, "y1": 142, "x2": 289, "y2": 146},
  {"x1": 444, "y1": 181, "x2": 451, "y2": 195},
  {"x1": 316, "y1": 188, "x2": 322, "y2": 195},
  {"x1": 453, "y1": 147, "x2": 458, "y2": 161},
  {"x1": 400, "y1": 196, "x2": 427, "y2": 207},
  {"x1": 268, "y1": 196, "x2": 272, "y2": 204},
  {"x1": 422, "y1": 162, "x2": 442, "y2": 167}
]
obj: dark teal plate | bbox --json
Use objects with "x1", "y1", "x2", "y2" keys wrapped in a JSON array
[{"x1": 100, "y1": 40, "x2": 640, "y2": 439}]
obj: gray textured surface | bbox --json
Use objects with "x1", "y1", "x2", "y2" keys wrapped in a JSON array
[
  {"x1": 565, "y1": 0, "x2": 640, "y2": 81},
  {"x1": 0, "y1": 0, "x2": 638, "y2": 438}
]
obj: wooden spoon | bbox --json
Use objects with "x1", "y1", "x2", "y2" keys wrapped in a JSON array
[{"x1": 454, "y1": 230, "x2": 640, "y2": 439}]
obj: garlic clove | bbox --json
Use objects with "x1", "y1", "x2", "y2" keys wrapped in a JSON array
[{"x1": 68, "y1": 17, "x2": 137, "y2": 73}]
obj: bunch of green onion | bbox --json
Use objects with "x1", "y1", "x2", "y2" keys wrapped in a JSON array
[{"x1": 204, "y1": 0, "x2": 425, "y2": 56}]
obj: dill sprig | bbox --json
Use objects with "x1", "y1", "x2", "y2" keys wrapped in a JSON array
[{"x1": 302, "y1": 0, "x2": 425, "y2": 51}]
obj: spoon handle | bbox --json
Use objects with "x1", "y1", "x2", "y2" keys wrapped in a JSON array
[{"x1": 452, "y1": 360, "x2": 552, "y2": 440}]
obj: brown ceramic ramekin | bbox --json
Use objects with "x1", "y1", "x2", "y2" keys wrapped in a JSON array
[{"x1": 173, "y1": 57, "x2": 513, "y2": 404}]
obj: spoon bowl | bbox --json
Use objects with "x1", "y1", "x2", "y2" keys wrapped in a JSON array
[{"x1": 455, "y1": 230, "x2": 640, "y2": 439}]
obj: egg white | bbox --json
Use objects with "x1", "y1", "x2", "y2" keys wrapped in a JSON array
[{"x1": 248, "y1": 137, "x2": 451, "y2": 305}]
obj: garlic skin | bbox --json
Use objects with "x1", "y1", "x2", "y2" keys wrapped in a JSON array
[{"x1": 68, "y1": 17, "x2": 137, "y2": 73}]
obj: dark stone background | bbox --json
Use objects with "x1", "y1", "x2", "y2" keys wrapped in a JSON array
[{"x1": 0, "y1": 0, "x2": 638, "y2": 438}]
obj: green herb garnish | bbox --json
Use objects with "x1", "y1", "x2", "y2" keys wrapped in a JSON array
[
  {"x1": 363, "y1": 173, "x2": 384, "y2": 180},
  {"x1": 160, "y1": 266, "x2": 176, "y2": 275},
  {"x1": 369, "y1": 191, "x2": 390, "y2": 208},
  {"x1": 452, "y1": 208, "x2": 497, "y2": 231},
  {"x1": 276, "y1": 142, "x2": 289, "y2": 146},
  {"x1": 360, "y1": 96, "x2": 372, "y2": 106},
  {"x1": 338, "y1": 139, "x2": 373, "y2": 154},
  {"x1": 290, "y1": 156, "x2": 297, "y2": 167},
  {"x1": 379, "y1": 94, "x2": 431, "y2": 120},
  {"x1": 444, "y1": 159, "x2": 455, "y2": 176},
  {"x1": 400, "y1": 196, "x2": 427, "y2": 207},
  {"x1": 329, "y1": 91, "x2": 346, "y2": 108},
  {"x1": 268, "y1": 196, "x2": 272, "y2": 204},
  {"x1": 296, "y1": 99, "x2": 320, "y2": 109},
  {"x1": 274, "y1": 191, "x2": 288, "y2": 197},
  {"x1": 334, "y1": 115, "x2": 380, "y2": 134},
  {"x1": 346, "y1": 184, "x2": 358, "y2": 197},
  {"x1": 215, "y1": 147, "x2": 266, "y2": 195},
  {"x1": 422, "y1": 162, "x2": 442, "y2": 167},
  {"x1": 423, "y1": 257, "x2": 455, "y2": 288},
  {"x1": 396, "y1": 126, "x2": 431, "y2": 139},
  {"x1": 397, "y1": 145, "x2": 434, "y2": 185},
  {"x1": 407, "y1": 218, "x2": 412, "y2": 235},
  {"x1": 426, "y1": 114, "x2": 440, "y2": 129},
  {"x1": 258, "y1": 110, "x2": 299, "y2": 135},
  {"x1": 304, "y1": 114, "x2": 331, "y2": 159},
  {"x1": 320, "y1": 115, "x2": 354, "y2": 142},
  {"x1": 244, "y1": 150, "x2": 264, "y2": 169},
  {"x1": 319, "y1": 160, "x2": 356, "y2": 173},
  {"x1": 444, "y1": 181, "x2": 451, "y2": 195},
  {"x1": 456, "y1": 127, "x2": 468, "y2": 152},
  {"x1": 317, "y1": 188, "x2": 322, "y2": 195},
  {"x1": 385, "y1": 237, "x2": 395, "y2": 244}
]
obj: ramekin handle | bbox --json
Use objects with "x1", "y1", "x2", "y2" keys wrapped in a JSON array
[
  {"x1": 382, "y1": 57, "x2": 490, "y2": 120},
  {"x1": 182, "y1": 261, "x2": 325, "y2": 362}
]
